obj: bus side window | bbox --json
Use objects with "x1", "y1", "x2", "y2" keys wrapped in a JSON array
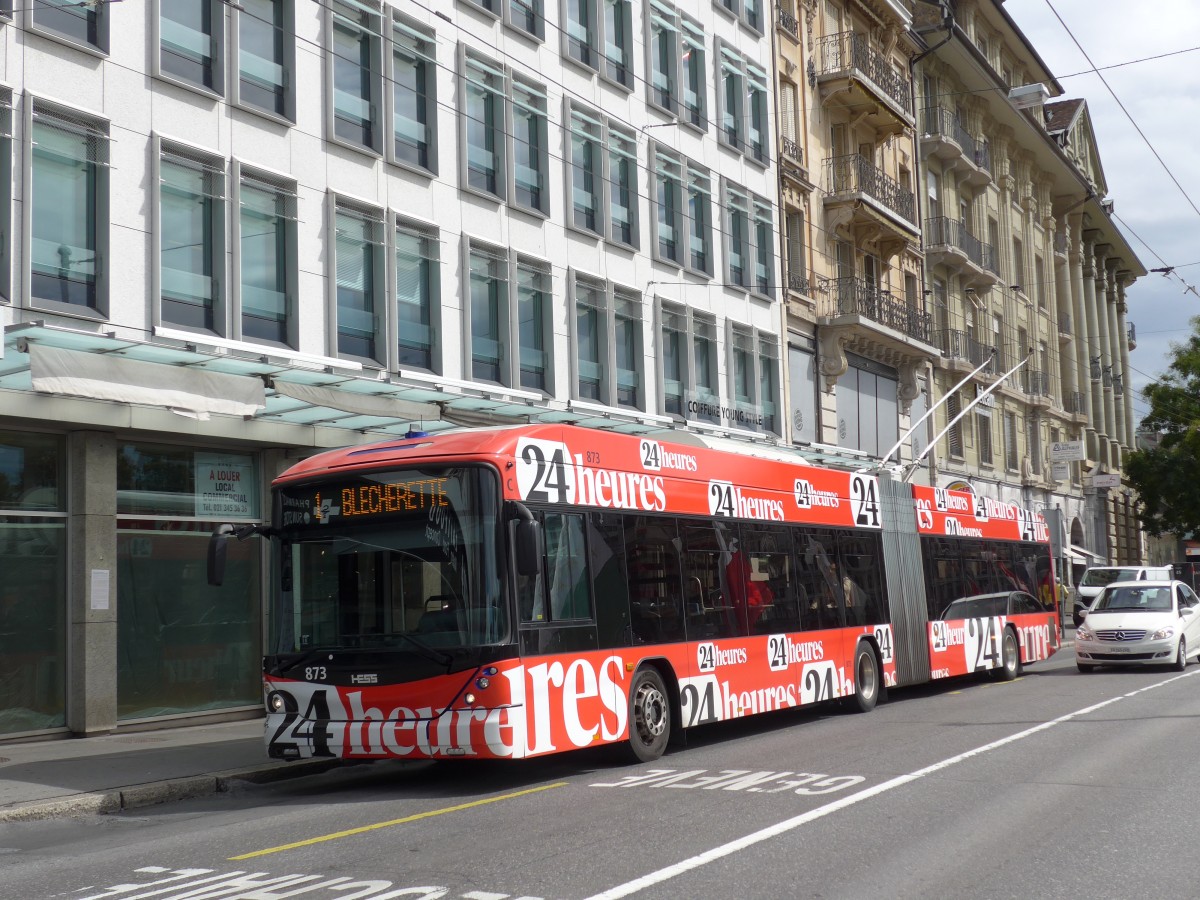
[
  {"x1": 544, "y1": 513, "x2": 591, "y2": 620},
  {"x1": 680, "y1": 521, "x2": 741, "y2": 640},
  {"x1": 736, "y1": 524, "x2": 796, "y2": 635},
  {"x1": 589, "y1": 514, "x2": 630, "y2": 650},
  {"x1": 624, "y1": 515, "x2": 684, "y2": 645}
]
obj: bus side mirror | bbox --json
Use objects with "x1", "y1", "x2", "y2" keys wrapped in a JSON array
[
  {"x1": 515, "y1": 519, "x2": 542, "y2": 577},
  {"x1": 208, "y1": 524, "x2": 234, "y2": 587}
]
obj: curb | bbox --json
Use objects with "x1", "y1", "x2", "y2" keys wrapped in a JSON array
[{"x1": 0, "y1": 758, "x2": 344, "y2": 823}]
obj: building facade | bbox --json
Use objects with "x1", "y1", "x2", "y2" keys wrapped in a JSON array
[{"x1": 0, "y1": 0, "x2": 782, "y2": 738}]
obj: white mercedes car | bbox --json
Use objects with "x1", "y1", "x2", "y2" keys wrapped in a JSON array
[{"x1": 1075, "y1": 580, "x2": 1200, "y2": 672}]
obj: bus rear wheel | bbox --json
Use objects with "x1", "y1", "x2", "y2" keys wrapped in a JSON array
[
  {"x1": 849, "y1": 643, "x2": 879, "y2": 713},
  {"x1": 993, "y1": 627, "x2": 1022, "y2": 681},
  {"x1": 626, "y1": 667, "x2": 671, "y2": 763}
]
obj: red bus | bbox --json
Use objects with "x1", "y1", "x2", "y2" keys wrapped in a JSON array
[{"x1": 210, "y1": 424, "x2": 1060, "y2": 763}]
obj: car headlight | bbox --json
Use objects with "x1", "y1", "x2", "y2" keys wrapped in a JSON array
[
  {"x1": 1076, "y1": 626, "x2": 1094, "y2": 641},
  {"x1": 1152, "y1": 626, "x2": 1177, "y2": 640}
]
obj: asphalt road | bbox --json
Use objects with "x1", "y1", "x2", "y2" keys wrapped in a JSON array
[{"x1": 3, "y1": 650, "x2": 1197, "y2": 900}]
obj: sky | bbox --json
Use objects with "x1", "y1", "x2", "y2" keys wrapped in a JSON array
[{"x1": 1003, "y1": 0, "x2": 1200, "y2": 426}]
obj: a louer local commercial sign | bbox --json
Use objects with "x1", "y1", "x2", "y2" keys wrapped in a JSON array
[
  {"x1": 195, "y1": 453, "x2": 255, "y2": 518},
  {"x1": 1049, "y1": 440, "x2": 1085, "y2": 462}
]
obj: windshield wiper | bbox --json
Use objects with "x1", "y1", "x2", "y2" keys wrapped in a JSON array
[{"x1": 396, "y1": 632, "x2": 454, "y2": 668}]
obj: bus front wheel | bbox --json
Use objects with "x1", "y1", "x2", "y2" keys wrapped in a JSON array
[
  {"x1": 626, "y1": 667, "x2": 671, "y2": 763},
  {"x1": 849, "y1": 643, "x2": 879, "y2": 713}
]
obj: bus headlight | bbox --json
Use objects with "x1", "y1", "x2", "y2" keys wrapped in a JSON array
[
  {"x1": 464, "y1": 692, "x2": 477, "y2": 705},
  {"x1": 266, "y1": 690, "x2": 289, "y2": 713}
]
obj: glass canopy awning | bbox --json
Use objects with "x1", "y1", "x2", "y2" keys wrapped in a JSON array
[{"x1": 0, "y1": 321, "x2": 877, "y2": 471}]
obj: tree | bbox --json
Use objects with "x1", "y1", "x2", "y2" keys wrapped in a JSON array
[{"x1": 1124, "y1": 315, "x2": 1200, "y2": 536}]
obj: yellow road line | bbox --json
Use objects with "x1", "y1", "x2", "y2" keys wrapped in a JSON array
[{"x1": 229, "y1": 781, "x2": 569, "y2": 860}]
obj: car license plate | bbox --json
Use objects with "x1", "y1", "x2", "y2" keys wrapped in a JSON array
[{"x1": 1110, "y1": 647, "x2": 1130, "y2": 653}]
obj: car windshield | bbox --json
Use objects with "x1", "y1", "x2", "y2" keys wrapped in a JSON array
[
  {"x1": 1094, "y1": 585, "x2": 1173, "y2": 612},
  {"x1": 1081, "y1": 568, "x2": 1141, "y2": 588}
]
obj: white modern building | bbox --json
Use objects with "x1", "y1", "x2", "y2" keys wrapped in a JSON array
[{"x1": 0, "y1": 0, "x2": 781, "y2": 737}]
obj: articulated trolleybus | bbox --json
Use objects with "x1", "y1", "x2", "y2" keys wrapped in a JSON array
[{"x1": 210, "y1": 424, "x2": 1060, "y2": 764}]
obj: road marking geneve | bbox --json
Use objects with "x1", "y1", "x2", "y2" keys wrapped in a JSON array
[
  {"x1": 584, "y1": 671, "x2": 1198, "y2": 899},
  {"x1": 229, "y1": 782, "x2": 568, "y2": 860}
]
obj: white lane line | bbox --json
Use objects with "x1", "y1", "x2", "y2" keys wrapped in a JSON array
[{"x1": 583, "y1": 670, "x2": 1197, "y2": 900}]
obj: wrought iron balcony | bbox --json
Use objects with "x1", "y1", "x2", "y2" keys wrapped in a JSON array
[
  {"x1": 1065, "y1": 391, "x2": 1086, "y2": 415},
  {"x1": 925, "y1": 216, "x2": 998, "y2": 276},
  {"x1": 813, "y1": 31, "x2": 913, "y2": 120},
  {"x1": 781, "y1": 136, "x2": 803, "y2": 164},
  {"x1": 787, "y1": 269, "x2": 810, "y2": 295},
  {"x1": 973, "y1": 140, "x2": 992, "y2": 173},
  {"x1": 1022, "y1": 369, "x2": 1051, "y2": 397},
  {"x1": 777, "y1": 4, "x2": 799, "y2": 40},
  {"x1": 832, "y1": 276, "x2": 931, "y2": 343},
  {"x1": 941, "y1": 329, "x2": 994, "y2": 370},
  {"x1": 920, "y1": 106, "x2": 981, "y2": 160},
  {"x1": 825, "y1": 154, "x2": 916, "y2": 225}
]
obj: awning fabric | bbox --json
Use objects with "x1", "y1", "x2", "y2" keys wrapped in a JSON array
[
  {"x1": 29, "y1": 344, "x2": 265, "y2": 420},
  {"x1": 271, "y1": 380, "x2": 441, "y2": 421},
  {"x1": 1067, "y1": 543, "x2": 1104, "y2": 563}
]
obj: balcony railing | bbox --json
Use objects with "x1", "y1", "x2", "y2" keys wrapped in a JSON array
[
  {"x1": 920, "y1": 106, "x2": 981, "y2": 160},
  {"x1": 826, "y1": 154, "x2": 916, "y2": 224},
  {"x1": 925, "y1": 216, "x2": 997, "y2": 274},
  {"x1": 1022, "y1": 369, "x2": 1050, "y2": 397},
  {"x1": 781, "y1": 136, "x2": 803, "y2": 164},
  {"x1": 974, "y1": 140, "x2": 992, "y2": 172},
  {"x1": 942, "y1": 329, "x2": 994, "y2": 370},
  {"x1": 777, "y1": 5, "x2": 799, "y2": 39},
  {"x1": 1066, "y1": 391, "x2": 1086, "y2": 414},
  {"x1": 787, "y1": 269, "x2": 810, "y2": 294},
  {"x1": 834, "y1": 276, "x2": 931, "y2": 343},
  {"x1": 814, "y1": 31, "x2": 913, "y2": 117}
]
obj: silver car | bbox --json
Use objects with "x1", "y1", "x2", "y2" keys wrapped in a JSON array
[{"x1": 1075, "y1": 580, "x2": 1200, "y2": 672}]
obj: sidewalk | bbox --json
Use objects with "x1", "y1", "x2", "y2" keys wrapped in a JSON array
[{"x1": 0, "y1": 718, "x2": 341, "y2": 822}]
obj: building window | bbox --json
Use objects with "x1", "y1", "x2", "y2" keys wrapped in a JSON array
[
  {"x1": 334, "y1": 204, "x2": 385, "y2": 363},
  {"x1": 759, "y1": 335, "x2": 779, "y2": 434},
  {"x1": 785, "y1": 210, "x2": 806, "y2": 291},
  {"x1": 977, "y1": 406, "x2": 993, "y2": 465},
  {"x1": 236, "y1": 0, "x2": 293, "y2": 119},
  {"x1": 1012, "y1": 235, "x2": 1025, "y2": 290},
  {"x1": 159, "y1": 144, "x2": 224, "y2": 334},
  {"x1": 329, "y1": 0, "x2": 382, "y2": 151},
  {"x1": 713, "y1": 0, "x2": 761, "y2": 33},
  {"x1": 835, "y1": 353, "x2": 899, "y2": 456},
  {"x1": 724, "y1": 181, "x2": 749, "y2": 288},
  {"x1": 0, "y1": 92, "x2": 10, "y2": 303},
  {"x1": 391, "y1": 15, "x2": 437, "y2": 172},
  {"x1": 753, "y1": 196, "x2": 773, "y2": 297},
  {"x1": 1034, "y1": 253, "x2": 1046, "y2": 309},
  {"x1": 237, "y1": 170, "x2": 295, "y2": 346},
  {"x1": 30, "y1": 0, "x2": 107, "y2": 52},
  {"x1": 1004, "y1": 410, "x2": 1019, "y2": 471},
  {"x1": 568, "y1": 102, "x2": 638, "y2": 248},
  {"x1": 648, "y1": 1, "x2": 705, "y2": 126},
  {"x1": 686, "y1": 162, "x2": 712, "y2": 276},
  {"x1": 464, "y1": 240, "x2": 554, "y2": 390},
  {"x1": 462, "y1": 52, "x2": 505, "y2": 198},
  {"x1": 509, "y1": 0, "x2": 544, "y2": 39},
  {"x1": 158, "y1": 0, "x2": 223, "y2": 93},
  {"x1": 570, "y1": 274, "x2": 644, "y2": 410},
  {"x1": 29, "y1": 104, "x2": 109, "y2": 313},
  {"x1": 718, "y1": 43, "x2": 744, "y2": 151},
  {"x1": 946, "y1": 393, "x2": 964, "y2": 458},
  {"x1": 693, "y1": 314, "x2": 718, "y2": 422},
  {"x1": 574, "y1": 275, "x2": 606, "y2": 401},
  {"x1": 652, "y1": 145, "x2": 684, "y2": 265},
  {"x1": 511, "y1": 79, "x2": 549, "y2": 214},
  {"x1": 467, "y1": 242, "x2": 509, "y2": 383},
  {"x1": 614, "y1": 288, "x2": 642, "y2": 408},
  {"x1": 566, "y1": 0, "x2": 632, "y2": 87},
  {"x1": 517, "y1": 258, "x2": 550, "y2": 390},
  {"x1": 395, "y1": 219, "x2": 439, "y2": 371},
  {"x1": 659, "y1": 300, "x2": 722, "y2": 424},
  {"x1": 725, "y1": 323, "x2": 780, "y2": 435}
]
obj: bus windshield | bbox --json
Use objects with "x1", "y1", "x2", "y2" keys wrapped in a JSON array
[{"x1": 270, "y1": 465, "x2": 507, "y2": 654}]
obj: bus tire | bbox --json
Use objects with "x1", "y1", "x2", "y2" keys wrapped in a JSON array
[
  {"x1": 994, "y1": 627, "x2": 1022, "y2": 681},
  {"x1": 626, "y1": 667, "x2": 671, "y2": 763},
  {"x1": 849, "y1": 642, "x2": 879, "y2": 713}
]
